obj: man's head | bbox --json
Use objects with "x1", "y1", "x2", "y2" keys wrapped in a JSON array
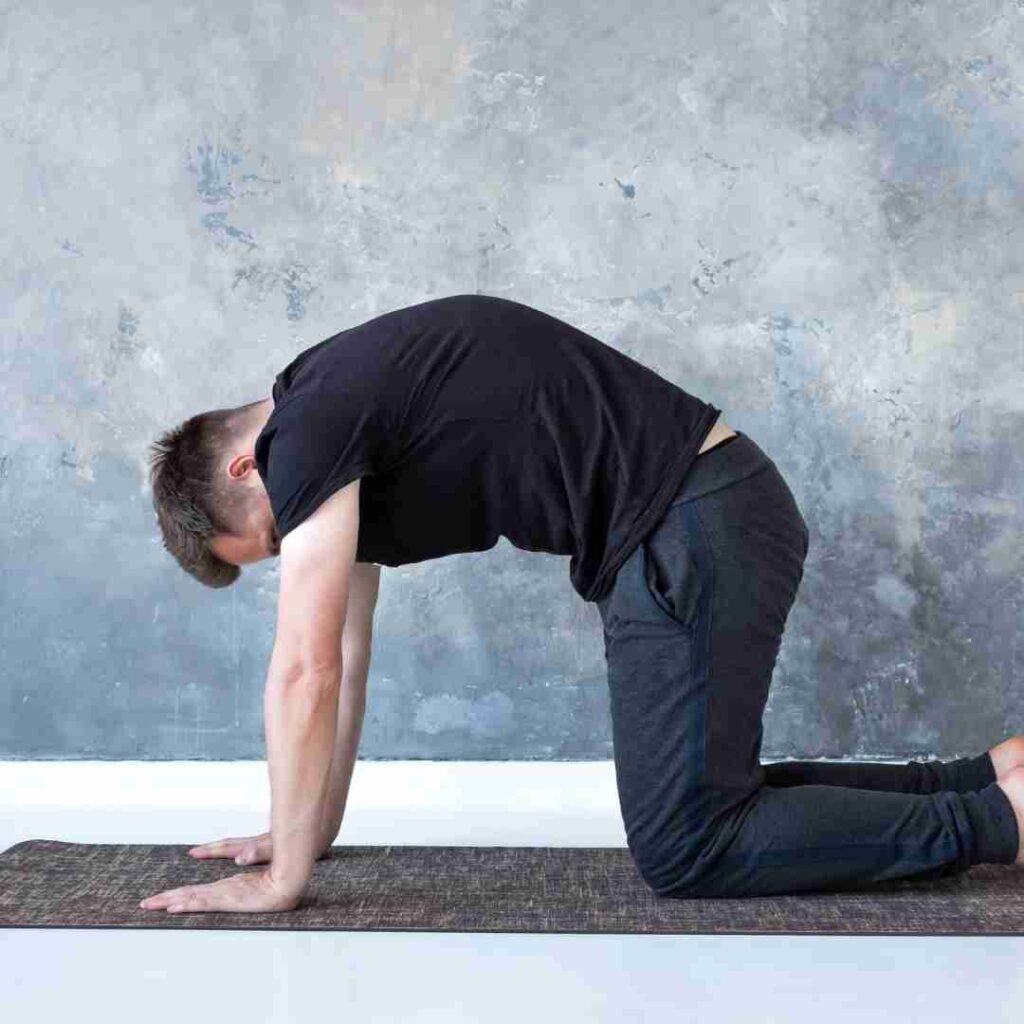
[{"x1": 148, "y1": 397, "x2": 280, "y2": 587}]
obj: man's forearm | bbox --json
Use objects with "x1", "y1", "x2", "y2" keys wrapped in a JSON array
[
  {"x1": 319, "y1": 561, "x2": 379, "y2": 845},
  {"x1": 264, "y1": 658, "x2": 342, "y2": 889},
  {"x1": 320, "y1": 662, "x2": 369, "y2": 844}
]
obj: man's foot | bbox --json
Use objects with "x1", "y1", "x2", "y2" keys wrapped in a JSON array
[
  {"x1": 987, "y1": 736, "x2": 1024, "y2": 780},
  {"x1": 994, "y1": 765, "x2": 1024, "y2": 865}
]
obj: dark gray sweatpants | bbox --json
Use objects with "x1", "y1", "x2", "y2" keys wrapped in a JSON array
[{"x1": 596, "y1": 430, "x2": 1019, "y2": 898}]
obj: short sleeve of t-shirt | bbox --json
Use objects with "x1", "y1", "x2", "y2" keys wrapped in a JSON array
[{"x1": 257, "y1": 386, "x2": 382, "y2": 541}]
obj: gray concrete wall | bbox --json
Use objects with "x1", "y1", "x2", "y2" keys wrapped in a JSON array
[{"x1": 3, "y1": 0, "x2": 1022, "y2": 761}]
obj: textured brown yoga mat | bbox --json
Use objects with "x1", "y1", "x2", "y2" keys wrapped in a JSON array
[{"x1": 2, "y1": 839, "x2": 1023, "y2": 934}]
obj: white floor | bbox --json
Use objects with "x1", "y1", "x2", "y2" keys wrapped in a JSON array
[{"x1": 3, "y1": 760, "x2": 1023, "y2": 1023}]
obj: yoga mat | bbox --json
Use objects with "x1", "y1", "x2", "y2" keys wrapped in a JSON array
[{"x1": 1, "y1": 839, "x2": 1022, "y2": 934}]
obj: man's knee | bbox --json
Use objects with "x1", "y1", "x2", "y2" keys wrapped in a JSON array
[
  {"x1": 633, "y1": 851, "x2": 740, "y2": 898},
  {"x1": 628, "y1": 832, "x2": 719, "y2": 898},
  {"x1": 627, "y1": 801, "x2": 755, "y2": 898}
]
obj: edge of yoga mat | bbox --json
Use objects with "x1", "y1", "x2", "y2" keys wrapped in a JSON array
[{"x1": 2, "y1": 839, "x2": 1023, "y2": 935}]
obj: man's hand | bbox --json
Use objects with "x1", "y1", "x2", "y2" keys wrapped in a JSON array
[
  {"x1": 188, "y1": 830, "x2": 335, "y2": 866},
  {"x1": 139, "y1": 867, "x2": 305, "y2": 915}
]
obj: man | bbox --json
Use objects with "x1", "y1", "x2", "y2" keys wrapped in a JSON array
[{"x1": 142, "y1": 293, "x2": 1024, "y2": 914}]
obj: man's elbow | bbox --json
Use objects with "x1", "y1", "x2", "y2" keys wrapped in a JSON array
[{"x1": 270, "y1": 645, "x2": 344, "y2": 689}]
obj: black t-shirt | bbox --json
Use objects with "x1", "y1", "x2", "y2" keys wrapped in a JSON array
[{"x1": 253, "y1": 294, "x2": 720, "y2": 603}]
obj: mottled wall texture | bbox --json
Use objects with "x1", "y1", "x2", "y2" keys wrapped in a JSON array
[{"x1": 2, "y1": 0, "x2": 1022, "y2": 762}]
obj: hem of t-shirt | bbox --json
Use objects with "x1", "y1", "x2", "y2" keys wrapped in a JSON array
[
  {"x1": 583, "y1": 403, "x2": 722, "y2": 604},
  {"x1": 274, "y1": 462, "x2": 373, "y2": 541}
]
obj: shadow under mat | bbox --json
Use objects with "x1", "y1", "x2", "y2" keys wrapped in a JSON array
[{"x1": 2, "y1": 840, "x2": 1023, "y2": 934}]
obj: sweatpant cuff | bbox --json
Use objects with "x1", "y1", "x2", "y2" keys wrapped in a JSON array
[{"x1": 963, "y1": 782, "x2": 1020, "y2": 865}]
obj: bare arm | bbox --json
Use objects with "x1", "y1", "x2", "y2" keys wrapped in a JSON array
[
  {"x1": 263, "y1": 479, "x2": 363, "y2": 892},
  {"x1": 319, "y1": 560, "x2": 380, "y2": 846},
  {"x1": 188, "y1": 556, "x2": 379, "y2": 870}
]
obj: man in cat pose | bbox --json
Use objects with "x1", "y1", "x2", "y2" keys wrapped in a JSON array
[{"x1": 141, "y1": 294, "x2": 1023, "y2": 914}]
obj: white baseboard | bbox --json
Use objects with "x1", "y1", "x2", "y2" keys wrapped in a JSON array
[
  {"x1": 0, "y1": 759, "x2": 631, "y2": 853},
  {"x1": 0, "y1": 757, "x2": 902, "y2": 854}
]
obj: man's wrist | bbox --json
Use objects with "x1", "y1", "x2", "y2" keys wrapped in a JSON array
[
  {"x1": 268, "y1": 864, "x2": 313, "y2": 896},
  {"x1": 267, "y1": 830, "x2": 319, "y2": 890}
]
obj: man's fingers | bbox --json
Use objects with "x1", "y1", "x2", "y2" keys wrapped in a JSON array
[
  {"x1": 140, "y1": 872, "x2": 299, "y2": 915},
  {"x1": 142, "y1": 879, "x2": 228, "y2": 911},
  {"x1": 189, "y1": 834, "x2": 272, "y2": 860},
  {"x1": 140, "y1": 885, "x2": 193, "y2": 909},
  {"x1": 189, "y1": 838, "x2": 243, "y2": 858},
  {"x1": 188, "y1": 840, "x2": 224, "y2": 857},
  {"x1": 142, "y1": 877, "x2": 243, "y2": 913},
  {"x1": 166, "y1": 892, "x2": 199, "y2": 913}
]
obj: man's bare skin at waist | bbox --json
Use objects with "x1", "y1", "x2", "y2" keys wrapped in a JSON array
[{"x1": 696, "y1": 418, "x2": 737, "y2": 455}]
